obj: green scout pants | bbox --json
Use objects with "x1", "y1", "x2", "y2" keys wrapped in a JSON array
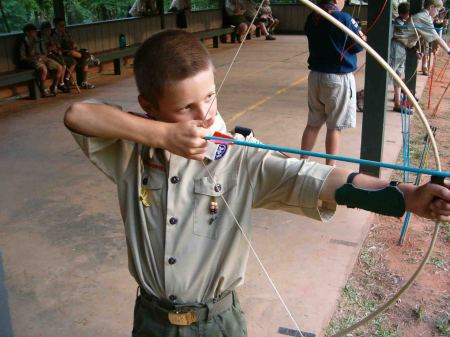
[{"x1": 132, "y1": 291, "x2": 248, "y2": 337}]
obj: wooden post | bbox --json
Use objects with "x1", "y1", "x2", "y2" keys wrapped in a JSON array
[
  {"x1": 359, "y1": 0, "x2": 392, "y2": 177},
  {"x1": 53, "y1": 0, "x2": 65, "y2": 20}
]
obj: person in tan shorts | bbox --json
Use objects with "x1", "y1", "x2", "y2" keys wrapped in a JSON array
[
  {"x1": 19, "y1": 23, "x2": 63, "y2": 97},
  {"x1": 301, "y1": 0, "x2": 363, "y2": 166},
  {"x1": 304, "y1": 71, "x2": 356, "y2": 164}
]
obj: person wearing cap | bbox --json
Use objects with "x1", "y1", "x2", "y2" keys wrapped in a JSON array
[{"x1": 19, "y1": 23, "x2": 63, "y2": 97}]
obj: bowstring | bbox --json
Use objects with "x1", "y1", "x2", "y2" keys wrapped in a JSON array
[
  {"x1": 201, "y1": 161, "x2": 305, "y2": 337},
  {"x1": 199, "y1": 1, "x2": 307, "y2": 335},
  {"x1": 202, "y1": 0, "x2": 266, "y2": 125}
]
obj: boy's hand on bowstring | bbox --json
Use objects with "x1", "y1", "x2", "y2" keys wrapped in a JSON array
[
  {"x1": 161, "y1": 118, "x2": 214, "y2": 160},
  {"x1": 405, "y1": 179, "x2": 450, "y2": 221}
]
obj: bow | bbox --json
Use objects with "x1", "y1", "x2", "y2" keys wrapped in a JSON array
[{"x1": 203, "y1": 1, "x2": 446, "y2": 336}]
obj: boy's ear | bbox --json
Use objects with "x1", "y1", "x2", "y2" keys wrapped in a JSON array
[{"x1": 138, "y1": 94, "x2": 158, "y2": 118}]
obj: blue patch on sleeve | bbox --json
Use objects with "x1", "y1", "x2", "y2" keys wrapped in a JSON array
[{"x1": 215, "y1": 144, "x2": 228, "y2": 160}]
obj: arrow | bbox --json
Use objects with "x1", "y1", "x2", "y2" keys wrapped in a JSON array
[{"x1": 205, "y1": 135, "x2": 450, "y2": 179}]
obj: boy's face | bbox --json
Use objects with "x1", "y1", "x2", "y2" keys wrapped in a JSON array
[
  {"x1": 140, "y1": 65, "x2": 217, "y2": 125},
  {"x1": 400, "y1": 12, "x2": 409, "y2": 20},
  {"x1": 429, "y1": 4, "x2": 442, "y2": 17},
  {"x1": 55, "y1": 21, "x2": 65, "y2": 33},
  {"x1": 335, "y1": 0, "x2": 345, "y2": 11},
  {"x1": 42, "y1": 27, "x2": 51, "y2": 37},
  {"x1": 26, "y1": 30, "x2": 37, "y2": 39}
]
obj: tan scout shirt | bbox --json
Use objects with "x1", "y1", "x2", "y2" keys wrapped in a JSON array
[
  {"x1": 70, "y1": 101, "x2": 336, "y2": 304},
  {"x1": 395, "y1": 10, "x2": 441, "y2": 48}
]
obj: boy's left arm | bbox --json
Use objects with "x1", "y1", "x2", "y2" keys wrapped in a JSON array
[{"x1": 320, "y1": 168, "x2": 450, "y2": 221}]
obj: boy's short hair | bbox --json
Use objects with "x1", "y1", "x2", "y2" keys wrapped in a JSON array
[
  {"x1": 134, "y1": 30, "x2": 212, "y2": 109},
  {"x1": 398, "y1": 2, "x2": 410, "y2": 15},
  {"x1": 23, "y1": 23, "x2": 37, "y2": 33},
  {"x1": 423, "y1": 0, "x2": 443, "y2": 9}
]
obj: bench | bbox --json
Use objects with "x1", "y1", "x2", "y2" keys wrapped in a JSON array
[
  {"x1": 0, "y1": 69, "x2": 41, "y2": 99},
  {"x1": 0, "y1": 46, "x2": 141, "y2": 99},
  {"x1": 96, "y1": 44, "x2": 141, "y2": 75},
  {"x1": 194, "y1": 27, "x2": 236, "y2": 48},
  {"x1": 0, "y1": 28, "x2": 236, "y2": 100}
]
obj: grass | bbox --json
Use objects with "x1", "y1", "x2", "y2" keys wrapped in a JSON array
[
  {"x1": 413, "y1": 304, "x2": 426, "y2": 322},
  {"x1": 373, "y1": 318, "x2": 403, "y2": 337},
  {"x1": 435, "y1": 315, "x2": 450, "y2": 337},
  {"x1": 427, "y1": 256, "x2": 448, "y2": 270},
  {"x1": 440, "y1": 222, "x2": 450, "y2": 243}
]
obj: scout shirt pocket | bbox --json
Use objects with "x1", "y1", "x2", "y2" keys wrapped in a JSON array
[
  {"x1": 139, "y1": 172, "x2": 165, "y2": 231},
  {"x1": 193, "y1": 173, "x2": 237, "y2": 240}
]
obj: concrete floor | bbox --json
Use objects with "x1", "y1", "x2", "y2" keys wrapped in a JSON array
[{"x1": 0, "y1": 35, "x2": 425, "y2": 337}]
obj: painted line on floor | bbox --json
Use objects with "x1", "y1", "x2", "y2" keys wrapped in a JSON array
[
  {"x1": 278, "y1": 326, "x2": 316, "y2": 337},
  {"x1": 227, "y1": 74, "x2": 308, "y2": 125},
  {"x1": 0, "y1": 251, "x2": 13, "y2": 337}
]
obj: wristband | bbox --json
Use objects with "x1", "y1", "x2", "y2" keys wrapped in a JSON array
[{"x1": 335, "y1": 181, "x2": 406, "y2": 217}]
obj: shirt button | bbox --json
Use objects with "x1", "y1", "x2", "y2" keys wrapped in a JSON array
[
  {"x1": 170, "y1": 176, "x2": 180, "y2": 184},
  {"x1": 168, "y1": 257, "x2": 176, "y2": 265},
  {"x1": 169, "y1": 294, "x2": 177, "y2": 301},
  {"x1": 214, "y1": 184, "x2": 222, "y2": 192},
  {"x1": 169, "y1": 217, "x2": 178, "y2": 225}
]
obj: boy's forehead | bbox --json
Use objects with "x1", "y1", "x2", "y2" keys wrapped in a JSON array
[{"x1": 160, "y1": 67, "x2": 215, "y2": 99}]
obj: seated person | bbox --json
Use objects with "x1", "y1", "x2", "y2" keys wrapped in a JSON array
[
  {"x1": 52, "y1": 17, "x2": 99, "y2": 89},
  {"x1": 39, "y1": 21, "x2": 70, "y2": 93},
  {"x1": 224, "y1": 0, "x2": 255, "y2": 43},
  {"x1": 18, "y1": 23, "x2": 63, "y2": 97},
  {"x1": 241, "y1": 0, "x2": 276, "y2": 40},
  {"x1": 259, "y1": 0, "x2": 279, "y2": 35}
]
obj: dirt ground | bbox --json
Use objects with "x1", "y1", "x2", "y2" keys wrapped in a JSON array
[{"x1": 326, "y1": 54, "x2": 450, "y2": 336}]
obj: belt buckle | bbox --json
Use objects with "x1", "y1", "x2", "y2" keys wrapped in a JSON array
[{"x1": 168, "y1": 310, "x2": 198, "y2": 326}]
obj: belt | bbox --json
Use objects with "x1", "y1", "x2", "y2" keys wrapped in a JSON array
[{"x1": 138, "y1": 289, "x2": 234, "y2": 326}]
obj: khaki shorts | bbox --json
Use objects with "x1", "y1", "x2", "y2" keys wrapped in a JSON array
[
  {"x1": 31, "y1": 57, "x2": 61, "y2": 71},
  {"x1": 389, "y1": 39, "x2": 406, "y2": 88},
  {"x1": 307, "y1": 71, "x2": 356, "y2": 130}
]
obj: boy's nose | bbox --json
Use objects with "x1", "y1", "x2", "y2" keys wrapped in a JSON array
[{"x1": 196, "y1": 105, "x2": 213, "y2": 121}]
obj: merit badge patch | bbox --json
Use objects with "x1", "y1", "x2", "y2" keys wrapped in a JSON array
[{"x1": 215, "y1": 144, "x2": 228, "y2": 160}]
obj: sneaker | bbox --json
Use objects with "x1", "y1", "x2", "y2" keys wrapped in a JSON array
[
  {"x1": 58, "y1": 83, "x2": 70, "y2": 93},
  {"x1": 41, "y1": 88, "x2": 56, "y2": 98},
  {"x1": 80, "y1": 81, "x2": 95, "y2": 89},
  {"x1": 393, "y1": 105, "x2": 413, "y2": 114},
  {"x1": 51, "y1": 85, "x2": 58, "y2": 96},
  {"x1": 265, "y1": 35, "x2": 276, "y2": 40},
  {"x1": 65, "y1": 78, "x2": 77, "y2": 87},
  {"x1": 89, "y1": 54, "x2": 101, "y2": 66}
]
